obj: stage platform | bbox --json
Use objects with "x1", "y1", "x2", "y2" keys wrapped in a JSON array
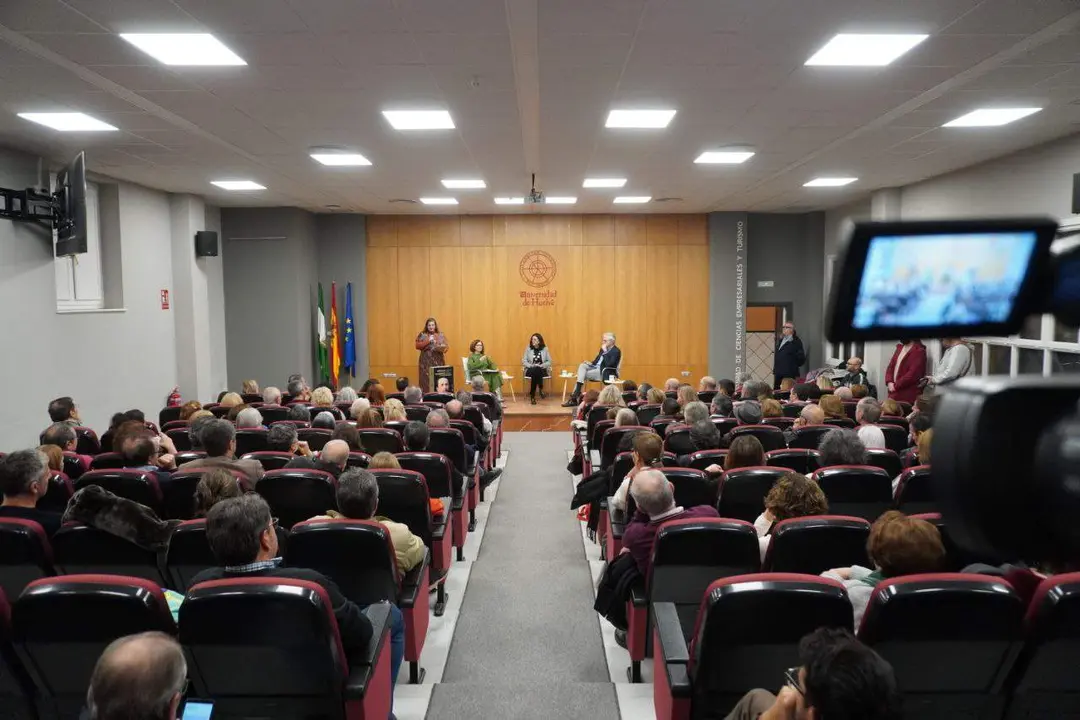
[{"x1": 499, "y1": 395, "x2": 574, "y2": 432}]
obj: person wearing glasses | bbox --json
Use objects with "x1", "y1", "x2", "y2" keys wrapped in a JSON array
[
  {"x1": 773, "y1": 321, "x2": 806, "y2": 390},
  {"x1": 724, "y1": 627, "x2": 901, "y2": 720}
]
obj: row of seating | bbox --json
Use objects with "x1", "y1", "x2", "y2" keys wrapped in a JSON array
[
  {"x1": 651, "y1": 570, "x2": 1080, "y2": 719},
  {"x1": 0, "y1": 572, "x2": 396, "y2": 719}
]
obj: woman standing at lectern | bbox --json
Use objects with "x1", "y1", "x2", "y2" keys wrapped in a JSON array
[
  {"x1": 415, "y1": 317, "x2": 448, "y2": 393},
  {"x1": 522, "y1": 333, "x2": 553, "y2": 405}
]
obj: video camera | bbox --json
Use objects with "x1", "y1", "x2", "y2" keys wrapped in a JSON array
[{"x1": 826, "y1": 216, "x2": 1080, "y2": 565}]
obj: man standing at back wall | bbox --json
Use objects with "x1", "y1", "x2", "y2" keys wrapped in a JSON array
[
  {"x1": 563, "y1": 332, "x2": 621, "y2": 407},
  {"x1": 773, "y1": 321, "x2": 806, "y2": 390}
]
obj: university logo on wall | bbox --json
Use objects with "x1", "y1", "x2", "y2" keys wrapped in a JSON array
[{"x1": 518, "y1": 250, "x2": 558, "y2": 307}]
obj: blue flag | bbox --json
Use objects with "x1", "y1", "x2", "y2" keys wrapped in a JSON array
[{"x1": 343, "y1": 282, "x2": 356, "y2": 377}]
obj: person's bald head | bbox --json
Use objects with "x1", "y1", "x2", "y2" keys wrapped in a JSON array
[
  {"x1": 87, "y1": 631, "x2": 186, "y2": 720},
  {"x1": 664, "y1": 378, "x2": 680, "y2": 392},
  {"x1": 846, "y1": 357, "x2": 863, "y2": 372},
  {"x1": 801, "y1": 404, "x2": 825, "y2": 426},
  {"x1": 835, "y1": 386, "x2": 853, "y2": 401},
  {"x1": 629, "y1": 469, "x2": 675, "y2": 517},
  {"x1": 320, "y1": 439, "x2": 350, "y2": 469},
  {"x1": 445, "y1": 399, "x2": 464, "y2": 419}
]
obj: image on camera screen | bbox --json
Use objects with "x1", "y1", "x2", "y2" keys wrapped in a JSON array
[{"x1": 853, "y1": 231, "x2": 1037, "y2": 329}]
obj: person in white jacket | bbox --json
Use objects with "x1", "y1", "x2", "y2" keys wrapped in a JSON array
[
  {"x1": 923, "y1": 338, "x2": 973, "y2": 388},
  {"x1": 821, "y1": 511, "x2": 945, "y2": 629}
]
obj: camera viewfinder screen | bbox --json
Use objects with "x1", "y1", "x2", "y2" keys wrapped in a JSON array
[{"x1": 853, "y1": 231, "x2": 1038, "y2": 329}]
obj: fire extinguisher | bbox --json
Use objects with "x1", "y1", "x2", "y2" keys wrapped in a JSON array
[{"x1": 166, "y1": 386, "x2": 182, "y2": 408}]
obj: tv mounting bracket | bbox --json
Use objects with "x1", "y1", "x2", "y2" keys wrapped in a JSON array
[{"x1": 0, "y1": 185, "x2": 56, "y2": 230}]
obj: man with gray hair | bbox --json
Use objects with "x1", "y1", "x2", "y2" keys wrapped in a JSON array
[
  {"x1": 783, "y1": 403, "x2": 825, "y2": 445},
  {"x1": 819, "y1": 428, "x2": 869, "y2": 466},
  {"x1": 349, "y1": 397, "x2": 371, "y2": 420},
  {"x1": 85, "y1": 631, "x2": 187, "y2": 720},
  {"x1": 285, "y1": 438, "x2": 349, "y2": 478},
  {"x1": 0, "y1": 448, "x2": 61, "y2": 535},
  {"x1": 286, "y1": 374, "x2": 310, "y2": 402},
  {"x1": 710, "y1": 394, "x2": 734, "y2": 418},
  {"x1": 178, "y1": 418, "x2": 264, "y2": 484},
  {"x1": 855, "y1": 397, "x2": 886, "y2": 450},
  {"x1": 563, "y1": 332, "x2": 622, "y2": 406},
  {"x1": 621, "y1": 469, "x2": 719, "y2": 576},
  {"x1": 698, "y1": 376, "x2": 718, "y2": 393},
  {"x1": 682, "y1": 401, "x2": 709, "y2": 425},
  {"x1": 262, "y1": 386, "x2": 283, "y2": 406},
  {"x1": 403, "y1": 385, "x2": 423, "y2": 405},
  {"x1": 329, "y1": 469, "x2": 426, "y2": 576},
  {"x1": 740, "y1": 380, "x2": 771, "y2": 403},
  {"x1": 235, "y1": 407, "x2": 264, "y2": 429},
  {"x1": 267, "y1": 422, "x2": 312, "y2": 457}
]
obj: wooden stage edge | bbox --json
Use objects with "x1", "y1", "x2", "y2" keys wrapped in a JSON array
[{"x1": 499, "y1": 396, "x2": 573, "y2": 432}]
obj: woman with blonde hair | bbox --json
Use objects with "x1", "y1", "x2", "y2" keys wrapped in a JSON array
[
  {"x1": 597, "y1": 384, "x2": 625, "y2": 407},
  {"x1": 188, "y1": 409, "x2": 213, "y2": 422},
  {"x1": 241, "y1": 379, "x2": 260, "y2": 395},
  {"x1": 760, "y1": 398, "x2": 783, "y2": 418},
  {"x1": 369, "y1": 452, "x2": 401, "y2": 470},
  {"x1": 311, "y1": 386, "x2": 334, "y2": 407},
  {"x1": 881, "y1": 398, "x2": 903, "y2": 417},
  {"x1": 219, "y1": 392, "x2": 243, "y2": 408},
  {"x1": 382, "y1": 398, "x2": 407, "y2": 422},
  {"x1": 819, "y1": 394, "x2": 846, "y2": 420},
  {"x1": 676, "y1": 384, "x2": 697, "y2": 408},
  {"x1": 178, "y1": 401, "x2": 202, "y2": 421},
  {"x1": 37, "y1": 444, "x2": 64, "y2": 472},
  {"x1": 646, "y1": 387, "x2": 665, "y2": 405},
  {"x1": 356, "y1": 408, "x2": 384, "y2": 428},
  {"x1": 816, "y1": 375, "x2": 834, "y2": 392}
]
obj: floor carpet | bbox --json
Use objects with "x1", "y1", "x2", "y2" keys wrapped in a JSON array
[{"x1": 427, "y1": 432, "x2": 619, "y2": 720}]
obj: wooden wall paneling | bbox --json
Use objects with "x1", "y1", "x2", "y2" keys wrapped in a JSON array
[
  {"x1": 365, "y1": 246, "x2": 399, "y2": 367},
  {"x1": 645, "y1": 244, "x2": 680, "y2": 365},
  {"x1": 678, "y1": 215, "x2": 708, "y2": 245},
  {"x1": 540, "y1": 215, "x2": 582, "y2": 245},
  {"x1": 489, "y1": 245, "x2": 512, "y2": 374},
  {"x1": 646, "y1": 216, "x2": 680, "y2": 246},
  {"x1": 611, "y1": 245, "x2": 648, "y2": 371},
  {"x1": 677, "y1": 245, "x2": 710, "y2": 373},
  {"x1": 579, "y1": 245, "x2": 616, "y2": 369},
  {"x1": 582, "y1": 215, "x2": 614, "y2": 246},
  {"x1": 396, "y1": 246, "x2": 431, "y2": 366},
  {"x1": 396, "y1": 217, "x2": 430, "y2": 247},
  {"x1": 503, "y1": 215, "x2": 540, "y2": 246},
  {"x1": 460, "y1": 216, "x2": 494, "y2": 246},
  {"x1": 746, "y1": 306, "x2": 778, "y2": 332},
  {"x1": 366, "y1": 216, "x2": 397, "y2": 247},
  {"x1": 460, "y1": 247, "x2": 497, "y2": 370},
  {"x1": 615, "y1": 216, "x2": 647, "y2": 246},
  {"x1": 428, "y1": 246, "x2": 464, "y2": 366},
  {"x1": 428, "y1": 217, "x2": 461, "y2": 247}
]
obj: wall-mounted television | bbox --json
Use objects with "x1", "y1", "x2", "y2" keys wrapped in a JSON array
[{"x1": 54, "y1": 151, "x2": 87, "y2": 257}]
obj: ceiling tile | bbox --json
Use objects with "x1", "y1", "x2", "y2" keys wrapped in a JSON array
[
  {"x1": 60, "y1": 0, "x2": 204, "y2": 33},
  {"x1": 940, "y1": 1, "x2": 1080, "y2": 35},
  {"x1": 0, "y1": 0, "x2": 103, "y2": 33},
  {"x1": 284, "y1": 0, "x2": 405, "y2": 34},
  {"x1": 538, "y1": 0, "x2": 646, "y2": 35},
  {"x1": 174, "y1": 0, "x2": 306, "y2": 33}
]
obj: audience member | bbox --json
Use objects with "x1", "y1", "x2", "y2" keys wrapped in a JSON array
[
  {"x1": 235, "y1": 407, "x2": 264, "y2": 429},
  {"x1": 724, "y1": 435, "x2": 765, "y2": 472},
  {"x1": 219, "y1": 392, "x2": 243, "y2": 408},
  {"x1": 469, "y1": 376, "x2": 489, "y2": 394},
  {"x1": 287, "y1": 405, "x2": 311, "y2": 423},
  {"x1": 741, "y1": 380, "x2": 771, "y2": 402},
  {"x1": 778, "y1": 377, "x2": 796, "y2": 393},
  {"x1": 659, "y1": 398, "x2": 680, "y2": 419},
  {"x1": 724, "y1": 628, "x2": 901, "y2": 720},
  {"x1": 682, "y1": 420, "x2": 721, "y2": 467},
  {"x1": 610, "y1": 433, "x2": 664, "y2": 512},
  {"x1": 226, "y1": 403, "x2": 249, "y2": 423},
  {"x1": 819, "y1": 428, "x2": 867, "y2": 466},
  {"x1": 840, "y1": 357, "x2": 869, "y2": 387},
  {"x1": 635, "y1": 383, "x2": 653, "y2": 402},
  {"x1": 622, "y1": 470, "x2": 719, "y2": 577},
  {"x1": 188, "y1": 414, "x2": 215, "y2": 449},
  {"x1": 710, "y1": 394, "x2": 734, "y2": 418},
  {"x1": 332, "y1": 423, "x2": 363, "y2": 452},
  {"x1": 682, "y1": 401, "x2": 709, "y2": 425},
  {"x1": 819, "y1": 394, "x2": 845, "y2": 420},
  {"x1": 835, "y1": 386, "x2": 854, "y2": 402},
  {"x1": 349, "y1": 398, "x2": 371, "y2": 420},
  {"x1": 395, "y1": 377, "x2": 409, "y2": 392},
  {"x1": 367, "y1": 384, "x2": 386, "y2": 406},
  {"x1": 664, "y1": 378, "x2": 680, "y2": 393},
  {"x1": 287, "y1": 377, "x2": 311, "y2": 402},
  {"x1": 356, "y1": 408, "x2": 384, "y2": 428},
  {"x1": 369, "y1": 451, "x2": 400, "y2": 470},
  {"x1": 179, "y1": 419, "x2": 264, "y2": 484},
  {"x1": 851, "y1": 384, "x2": 869, "y2": 400},
  {"x1": 47, "y1": 396, "x2": 80, "y2": 426},
  {"x1": 190, "y1": 495, "x2": 377, "y2": 667},
  {"x1": 194, "y1": 467, "x2": 242, "y2": 517},
  {"x1": 42, "y1": 421, "x2": 93, "y2": 468},
  {"x1": 285, "y1": 439, "x2": 349, "y2": 478},
  {"x1": 614, "y1": 408, "x2": 637, "y2": 427},
  {"x1": 791, "y1": 382, "x2": 821, "y2": 402},
  {"x1": 382, "y1": 399, "x2": 406, "y2": 422},
  {"x1": 37, "y1": 444, "x2": 63, "y2": 472},
  {"x1": 0, "y1": 449, "x2": 62, "y2": 535},
  {"x1": 881, "y1": 398, "x2": 902, "y2": 417},
  {"x1": 118, "y1": 431, "x2": 176, "y2": 479},
  {"x1": 337, "y1": 387, "x2": 358, "y2": 404},
  {"x1": 753, "y1": 472, "x2": 828, "y2": 561},
  {"x1": 855, "y1": 398, "x2": 886, "y2": 449},
  {"x1": 403, "y1": 385, "x2": 423, "y2": 405},
  {"x1": 404, "y1": 421, "x2": 430, "y2": 452},
  {"x1": 597, "y1": 384, "x2": 626, "y2": 407},
  {"x1": 783, "y1": 403, "x2": 825, "y2": 445},
  {"x1": 676, "y1": 384, "x2": 697, "y2": 408},
  {"x1": 261, "y1": 387, "x2": 282, "y2": 406},
  {"x1": 646, "y1": 387, "x2": 666, "y2": 405},
  {"x1": 816, "y1": 374, "x2": 835, "y2": 393},
  {"x1": 266, "y1": 423, "x2": 310, "y2": 456},
  {"x1": 717, "y1": 378, "x2": 736, "y2": 397},
  {"x1": 85, "y1": 631, "x2": 188, "y2": 720},
  {"x1": 242, "y1": 379, "x2": 260, "y2": 395},
  {"x1": 923, "y1": 337, "x2": 974, "y2": 389},
  {"x1": 760, "y1": 398, "x2": 783, "y2": 418},
  {"x1": 823, "y1": 511, "x2": 945, "y2": 627},
  {"x1": 178, "y1": 400, "x2": 202, "y2": 421},
  {"x1": 734, "y1": 401, "x2": 762, "y2": 426},
  {"x1": 311, "y1": 386, "x2": 335, "y2": 408},
  {"x1": 917, "y1": 428, "x2": 933, "y2": 465},
  {"x1": 312, "y1": 411, "x2": 337, "y2": 430},
  {"x1": 622, "y1": 379, "x2": 638, "y2": 393}
]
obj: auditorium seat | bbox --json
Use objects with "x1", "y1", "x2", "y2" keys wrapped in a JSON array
[
  {"x1": 653, "y1": 574, "x2": 852, "y2": 718},
  {"x1": 911, "y1": 513, "x2": 1001, "y2": 572},
  {"x1": 12, "y1": 575, "x2": 176, "y2": 718},
  {"x1": 684, "y1": 449, "x2": 728, "y2": 473},
  {"x1": 660, "y1": 468, "x2": 719, "y2": 510},
  {"x1": 310, "y1": 407, "x2": 346, "y2": 422},
  {"x1": 710, "y1": 417, "x2": 738, "y2": 436},
  {"x1": 842, "y1": 401, "x2": 858, "y2": 420},
  {"x1": 626, "y1": 518, "x2": 760, "y2": 683},
  {"x1": 346, "y1": 452, "x2": 373, "y2": 469},
  {"x1": 74, "y1": 469, "x2": 163, "y2": 515},
  {"x1": 256, "y1": 468, "x2": 338, "y2": 529},
  {"x1": 72, "y1": 427, "x2": 100, "y2": 456},
  {"x1": 396, "y1": 452, "x2": 466, "y2": 560},
  {"x1": 697, "y1": 391, "x2": 717, "y2": 404},
  {"x1": 241, "y1": 450, "x2": 296, "y2": 472},
  {"x1": 812, "y1": 465, "x2": 893, "y2": 522},
  {"x1": 787, "y1": 424, "x2": 832, "y2": 450},
  {"x1": 386, "y1": 392, "x2": 406, "y2": 402},
  {"x1": 241, "y1": 393, "x2": 263, "y2": 404},
  {"x1": 765, "y1": 448, "x2": 821, "y2": 474},
  {"x1": 207, "y1": 405, "x2": 230, "y2": 419},
  {"x1": 0, "y1": 519, "x2": 55, "y2": 601},
  {"x1": 272, "y1": 419, "x2": 310, "y2": 429},
  {"x1": 287, "y1": 519, "x2": 431, "y2": 684},
  {"x1": 727, "y1": 425, "x2": 785, "y2": 452},
  {"x1": 427, "y1": 428, "x2": 479, "y2": 530},
  {"x1": 370, "y1": 469, "x2": 452, "y2": 617},
  {"x1": 258, "y1": 405, "x2": 291, "y2": 424},
  {"x1": 878, "y1": 415, "x2": 909, "y2": 430},
  {"x1": 763, "y1": 417, "x2": 794, "y2": 430},
  {"x1": 52, "y1": 524, "x2": 169, "y2": 587},
  {"x1": 88, "y1": 452, "x2": 124, "y2": 470},
  {"x1": 297, "y1": 428, "x2": 333, "y2": 452},
  {"x1": 0, "y1": 589, "x2": 34, "y2": 720},
  {"x1": 383, "y1": 420, "x2": 408, "y2": 437},
  {"x1": 405, "y1": 405, "x2": 431, "y2": 422},
  {"x1": 586, "y1": 420, "x2": 615, "y2": 474},
  {"x1": 60, "y1": 452, "x2": 89, "y2": 480},
  {"x1": 865, "y1": 448, "x2": 903, "y2": 478},
  {"x1": 662, "y1": 424, "x2": 693, "y2": 456},
  {"x1": 37, "y1": 472, "x2": 72, "y2": 513},
  {"x1": 781, "y1": 402, "x2": 805, "y2": 419},
  {"x1": 165, "y1": 427, "x2": 193, "y2": 451},
  {"x1": 424, "y1": 392, "x2": 454, "y2": 404},
  {"x1": 180, "y1": 578, "x2": 393, "y2": 720},
  {"x1": 357, "y1": 429, "x2": 404, "y2": 455},
  {"x1": 234, "y1": 428, "x2": 269, "y2": 456},
  {"x1": 161, "y1": 420, "x2": 189, "y2": 432},
  {"x1": 717, "y1": 467, "x2": 787, "y2": 522},
  {"x1": 1008, "y1": 572, "x2": 1080, "y2": 717},
  {"x1": 602, "y1": 426, "x2": 650, "y2": 470},
  {"x1": 174, "y1": 449, "x2": 207, "y2": 465},
  {"x1": 164, "y1": 519, "x2": 215, "y2": 591},
  {"x1": 894, "y1": 465, "x2": 937, "y2": 514},
  {"x1": 635, "y1": 404, "x2": 662, "y2": 426},
  {"x1": 859, "y1": 573, "x2": 1025, "y2": 717},
  {"x1": 158, "y1": 406, "x2": 182, "y2": 427},
  {"x1": 763, "y1": 516, "x2": 871, "y2": 575},
  {"x1": 823, "y1": 416, "x2": 855, "y2": 429},
  {"x1": 877, "y1": 424, "x2": 909, "y2": 453},
  {"x1": 650, "y1": 416, "x2": 678, "y2": 438}
]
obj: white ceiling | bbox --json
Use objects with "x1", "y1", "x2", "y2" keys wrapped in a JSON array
[{"x1": 0, "y1": 0, "x2": 1078, "y2": 214}]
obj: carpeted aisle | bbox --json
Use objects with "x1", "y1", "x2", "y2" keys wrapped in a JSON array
[{"x1": 427, "y1": 432, "x2": 619, "y2": 720}]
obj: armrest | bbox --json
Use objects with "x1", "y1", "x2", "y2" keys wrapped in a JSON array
[
  {"x1": 451, "y1": 495, "x2": 464, "y2": 511},
  {"x1": 629, "y1": 582, "x2": 648, "y2": 609},
  {"x1": 653, "y1": 602, "x2": 689, "y2": 665},
  {"x1": 431, "y1": 514, "x2": 447, "y2": 541},
  {"x1": 399, "y1": 549, "x2": 430, "y2": 608},
  {"x1": 344, "y1": 602, "x2": 391, "y2": 700}
]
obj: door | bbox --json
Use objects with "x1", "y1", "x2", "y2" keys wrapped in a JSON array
[{"x1": 746, "y1": 305, "x2": 790, "y2": 388}]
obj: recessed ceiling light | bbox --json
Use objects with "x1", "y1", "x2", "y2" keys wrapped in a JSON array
[
  {"x1": 419, "y1": 197, "x2": 458, "y2": 205},
  {"x1": 211, "y1": 180, "x2": 265, "y2": 191},
  {"x1": 943, "y1": 107, "x2": 1042, "y2": 127},
  {"x1": 805, "y1": 33, "x2": 929, "y2": 67},
  {"x1": 804, "y1": 177, "x2": 857, "y2": 187},
  {"x1": 613, "y1": 196, "x2": 652, "y2": 204},
  {"x1": 17, "y1": 112, "x2": 117, "y2": 132},
  {"x1": 382, "y1": 110, "x2": 455, "y2": 130},
  {"x1": 494, "y1": 197, "x2": 525, "y2": 205},
  {"x1": 119, "y1": 33, "x2": 246, "y2": 66},
  {"x1": 583, "y1": 177, "x2": 627, "y2": 188},
  {"x1": 545, "y1": 196, "x2": 577, "y2": 205},
  {"x1": 605, "y1": 109, "x2": 676, "y2": 129},
  {"x1": 441, "y1": 179, "x2": 486, "y2": 189},
  {"x1": 695, "y1": 151, "x2": 755, "y2": 164},
  {"x1": 310, "y1": 152, "x2": 372, "y2": 166}
]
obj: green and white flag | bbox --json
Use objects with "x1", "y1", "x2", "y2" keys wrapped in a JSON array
[{"x1": 317, "y1": 283, "x2": 328, "y2": 384}]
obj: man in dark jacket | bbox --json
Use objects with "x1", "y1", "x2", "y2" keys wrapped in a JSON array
[
  {"x1": 564, "y1": 332, "x2": 622, "y2": 406},
  {"x1": 773, "y1": 321, "x2": 806, "y2": 389}
]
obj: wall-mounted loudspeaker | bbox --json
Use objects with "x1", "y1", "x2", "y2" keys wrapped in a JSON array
[{"x1": 194, "y1": 230, "x2": 219, "y2": 257}]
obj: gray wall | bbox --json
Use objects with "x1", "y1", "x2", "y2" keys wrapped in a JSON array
[
  {"x1": 746, "y1": 212, "x2": 826, "y2": 369},
  {"x1": 203, "y1": 204, "x2": 228, "y2": 394},
  {"x1": 315, "y1": 214, "x2": 369, "y2": 384},
  {"x1": 708, "y1": 212, "x2": 747, "y2": 381},
  {"x1": 0, "y1": 147, "x2": 181, "y2": 447}
]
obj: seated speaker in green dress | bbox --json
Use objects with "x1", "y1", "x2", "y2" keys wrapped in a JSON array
[{"x1": 467, "y1": 339, "x2": 503, "y2": 399}]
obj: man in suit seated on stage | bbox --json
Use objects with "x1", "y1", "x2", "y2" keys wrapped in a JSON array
[{"x1": 563, "y1": 332, "x2": 622, "y2": 406}]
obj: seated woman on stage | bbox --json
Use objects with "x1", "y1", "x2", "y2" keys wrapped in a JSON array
[
  {"x1": 522, "y1": 333, "x2": 553, "y2": 405},
  {"x1": 467, "y1": 339, "x2": 503, "y2": 400}
]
